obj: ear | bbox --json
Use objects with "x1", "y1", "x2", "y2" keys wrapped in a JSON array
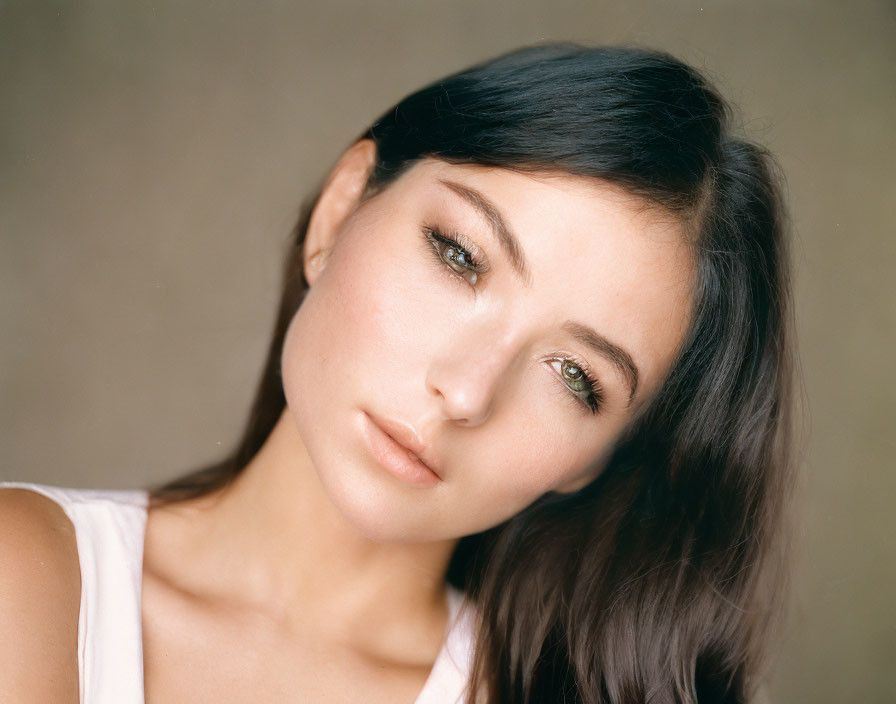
[{"x1": 303, "y1": 138, "x2": 377, "y2": 286}]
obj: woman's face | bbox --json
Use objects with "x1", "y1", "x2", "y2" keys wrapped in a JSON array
[{"x1": 281, "y1": 140, "x2": 695, "y2": 542}]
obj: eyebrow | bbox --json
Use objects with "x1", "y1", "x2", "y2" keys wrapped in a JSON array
[
  {"x1": 561, "y1": 321, "x2": 640, "y2": 406},
  {"x1": 439, "y1": 179, "x2": 533, "y2": 288},
  {"x1": 438, "y1": 178, "x2": 641, "y2": 406}
]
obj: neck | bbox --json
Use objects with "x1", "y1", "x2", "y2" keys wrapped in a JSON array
[{"x1": 146, "y1": 408, "x2": 459, "y2": 661}]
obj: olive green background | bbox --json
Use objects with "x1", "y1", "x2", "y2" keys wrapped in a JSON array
[{"x1": 2, "y1": 1, "x2": 893, "y2": 701}]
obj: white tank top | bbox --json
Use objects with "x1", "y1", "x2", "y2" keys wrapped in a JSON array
[{"x1": 1, "y1": 482, "x2": 476, "y2": 703}]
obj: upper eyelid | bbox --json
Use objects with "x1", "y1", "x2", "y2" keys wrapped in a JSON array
[
  {"x1": 429, "y1": 223, "x2": 490, "y2": 272},
  {"x1": 550, "y1": 350, "x2": 604, "y2": 398},
  {"x1": 423, "y1": 227, "x2": 485, "y2": 288}
]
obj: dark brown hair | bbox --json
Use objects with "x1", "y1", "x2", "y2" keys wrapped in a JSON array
[{"x1": 150, "y1": 43, "x2": 797, "y2": 703}]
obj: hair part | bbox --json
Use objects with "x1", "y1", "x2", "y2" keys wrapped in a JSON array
[{"x1": 150, "y1": 42, "x2": 796, "y2": 703}]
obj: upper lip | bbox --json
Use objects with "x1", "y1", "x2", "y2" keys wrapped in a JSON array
[{"x1": 366, "y1": 411, "x2": 442, "y2": 479}]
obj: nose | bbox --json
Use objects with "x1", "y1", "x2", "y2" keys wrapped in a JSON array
[{"x1": 425, "y1": 318, "x2": 524, "y2": 427}]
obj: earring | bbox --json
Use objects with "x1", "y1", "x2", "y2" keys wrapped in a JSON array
[{"x1": 308, "y1": 251, "x2": 327, "y2": 271}]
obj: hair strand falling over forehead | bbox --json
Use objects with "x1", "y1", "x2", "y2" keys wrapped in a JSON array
[{"x1": 151, "y1": 42, "x2": 797, "y2": 704}]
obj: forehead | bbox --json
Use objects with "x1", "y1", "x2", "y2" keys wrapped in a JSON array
[{"x1": 386, "y1": 159, "x2": 697, "y2": 397}]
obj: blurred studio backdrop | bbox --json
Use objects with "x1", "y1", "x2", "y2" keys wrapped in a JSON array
[{"x1": 1, "y1": 1, "x2": 893, "y2": 702}]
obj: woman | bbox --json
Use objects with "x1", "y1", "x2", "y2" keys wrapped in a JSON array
[{"x1": 1, "y1": 42, "x2": 795, "y2": 703}]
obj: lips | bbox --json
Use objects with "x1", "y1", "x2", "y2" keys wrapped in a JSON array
[{"x1": 364, "y1": 411, "x2": 442, "y2": 480}]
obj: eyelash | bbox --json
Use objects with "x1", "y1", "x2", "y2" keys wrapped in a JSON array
[
  {"x1": 422, "y1": 225, "x2": 488, "y2": 285},
  {"x1": 549, "y1": 355, "x2": 605, "y2": 415},
  {"x1": 421, "y1": 225, "x2": 604, "y2": 415}
]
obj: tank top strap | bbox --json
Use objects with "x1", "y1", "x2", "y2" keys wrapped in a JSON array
[
  {"x1": 414, "y1": 583, "x2": 478, "y2": 704},
  {"x1": 0, "y1": 481, "x2": 149, "y2": 704},
  {"x1": 2, "y1": 481, "x2": 479, "y2": 703}
]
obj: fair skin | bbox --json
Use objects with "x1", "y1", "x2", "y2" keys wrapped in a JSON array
[{"x1": 0, "y1": 139, "x2": 694, "y2": 702}]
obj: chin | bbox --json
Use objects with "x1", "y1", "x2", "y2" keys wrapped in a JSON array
[
  {"x1": 317, "y1": 470, "x2": 442, "y2": 543},
  {"x1": 290, "y1": 417, "x2": 437, "y2": 544}
]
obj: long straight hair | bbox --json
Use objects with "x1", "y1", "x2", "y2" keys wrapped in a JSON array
[{"x1": 150, "y1": 43, "x2": 797, "y2": 703}]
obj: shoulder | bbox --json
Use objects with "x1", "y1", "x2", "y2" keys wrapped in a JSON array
[{"x1": 0, "y1": 487, "x2": 81, "y2": 702}]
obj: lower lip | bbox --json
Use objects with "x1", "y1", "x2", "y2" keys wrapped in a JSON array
[{"x1": 360, "y1": 412, "x2": 441, "y2": 487}]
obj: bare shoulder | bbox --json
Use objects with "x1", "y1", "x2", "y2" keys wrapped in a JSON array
[{"x1": 0, "y1": 488, "x2": 81, "y2": 703}]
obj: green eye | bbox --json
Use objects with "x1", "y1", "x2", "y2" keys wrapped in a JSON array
[
  {"x1": 423, "y1": 227, "x2": 487, "y2": 286},
  {"x1": 550, "y1": 358, "x2": 603, "y2": 415}
]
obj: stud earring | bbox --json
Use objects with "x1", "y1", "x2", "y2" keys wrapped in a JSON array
[{"x1": 308, "y1": 251, "x2": 327, "y2": 271}]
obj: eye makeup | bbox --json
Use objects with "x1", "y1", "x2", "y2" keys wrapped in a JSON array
[{"x1": 422, "y1": 225, "x2": 488, "y2": 285}]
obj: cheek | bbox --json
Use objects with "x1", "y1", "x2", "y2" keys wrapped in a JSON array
[
  {"x1": 466, "y1": 408, "x2": 616, "y2": 514},
  {"x1": 281, "y1": 222, "x2": 438, "y2": 411}
]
